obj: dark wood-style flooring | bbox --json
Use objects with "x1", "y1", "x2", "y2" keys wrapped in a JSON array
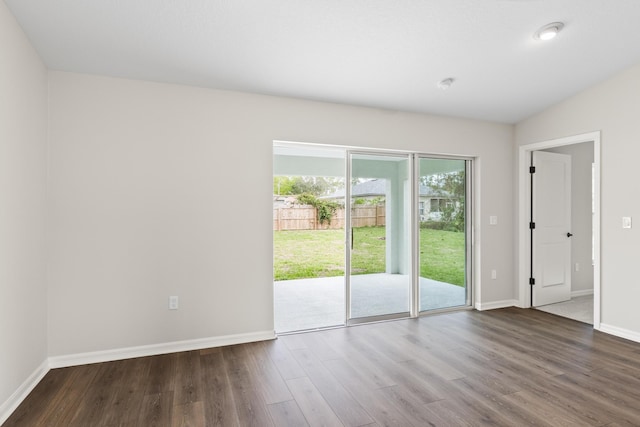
[{"x1": 5, "y1": 308, "x2": 640, "y2": 426}]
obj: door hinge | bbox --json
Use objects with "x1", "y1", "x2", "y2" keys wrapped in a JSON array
[
  {"x1": 529, "y1": 277, "x2": 535, "y2": 285},
  {"x1": 529, "y1": 222, "x2": 535, "y2": 229},
  {"x1": 529, "y1": 166, "x2": 536, "y2": 173}
]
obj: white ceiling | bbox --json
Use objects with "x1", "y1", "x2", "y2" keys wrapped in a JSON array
[{"x1": 6, "y1": 0, "x2": 640, "y2": 123}]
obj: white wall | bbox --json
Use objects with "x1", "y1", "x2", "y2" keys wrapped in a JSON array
[
  {"x1": 544, "y1": 142, "x2": 594, "y2": 294},
  {"x1": 48, "y1": 71, "x2": 515, "y2": 357},
  {"x1": 0, "y1": 0, "x2": 48, "y2": 414},
  {"x1": 516, "y1": 62, "x2": 640, "y2": 335}
]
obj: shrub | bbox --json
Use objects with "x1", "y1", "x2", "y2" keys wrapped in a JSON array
[{"x1": 296, "y1": 193, "x2": 340, "y2": 225}]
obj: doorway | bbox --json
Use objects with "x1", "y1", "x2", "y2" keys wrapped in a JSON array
[
  {"x1": 274, "y1": 142, "x2": 474, "y2": 333},
  {"x1": 518, "y1": 132, "x2": 601, "y2": 328}
]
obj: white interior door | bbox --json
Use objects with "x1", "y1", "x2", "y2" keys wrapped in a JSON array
[{"x1": 532, "y1": 151, "x2": 572, "y2": 307}]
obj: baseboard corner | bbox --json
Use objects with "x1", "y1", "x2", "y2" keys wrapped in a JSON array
[
  {"x1": 599, "y1": 323, "x2": 640, "y2": 344},
  {"x1": 0, "y1": 359, "x2": 49, "y2": 425}
]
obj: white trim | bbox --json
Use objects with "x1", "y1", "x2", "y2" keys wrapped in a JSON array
[
  {"x1": 49, "y1": 330, "x2": 276, "y2": 369},
  {"x1": 571, "y1": 289, "x2": 594, "y2": 298},
  {"x1": 473, "y1": 157, "x2": 481, "y2": 311},
  {"x1": 0, "y1": 360, "x2": 49, "y2": 425},
  {"x1": 475, "y1": 299, "x2": 517, "y2": 311},
  {"x1": 599, "y1": 323, "x2": 640, "y2": 344},
  {"x1": 517, "y1": 131, "x2": 601, "y2": 329}
]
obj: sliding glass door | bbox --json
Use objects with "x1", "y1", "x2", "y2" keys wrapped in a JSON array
[
  {"x1": 348, "y1": 152, "x2": 411, "y2": 322},
  {"x1": 273, "y1": 143, "x2": 472, "y2": 333},
  {"x1": 273, "y1": 145, "x2": 346, "y2": 333},
  {"x1": 418, "y1": 157, "x2": 470, "y2": 312}
]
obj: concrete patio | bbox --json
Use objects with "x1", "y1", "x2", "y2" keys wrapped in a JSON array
[{"x1": 274, "y1": 273, "x2": 467, "y2": 333}]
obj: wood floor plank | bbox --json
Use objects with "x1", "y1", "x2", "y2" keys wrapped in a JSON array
[
  {"x1": 319, "y1": 329, "x2": 397, "y2": 389},
  {"x1": 144, "y1": 353, "x2": 177, "y2": 395},
  {"x1": 267, "y1": 399, "x2": 310, "y2": 427},
  {"x1": 262, "y1": 338, "x2": 307, "y2": 380},
  {"x1": 291, "y1": 348, "x2": 374, "y2": 426},
  {"x1": 296, "y1": 330, "x2": 344, "y2": 361},
  {"x1": 97, "y1": 357, "x2": 149, "y2": 426},
  {"x1": 450, "y1": 375, "x2": 557, "y2": 427},
  {"x1": 501, "y1": 390, "x2": 600, "y2": 427},
  {"x1": 245, "y1": 341, "x2": 293, "y2": 404},
  {"x1": 221, "y1": 345, "x2": 274, "y2": 427},
  {"x1": 551, "y1": 372, "x2": 640, "y2": 425},
  {"x1": 171, "y1": 401, "x2": 205, "y2": 427},
  {"x1": 67, "y1": 363, "x2": 121, "y2": 426},
  {"x1": 368, "y1": 324, "x2": 466, "y2": 381},
  {"x1": 285, "y1": 376, "x2": 344, "y2": 427},
  {"x1": 322, "y1": 358, "x2": 417, "y2": 427},
  {"x1": 199, "y1": 350, "x2": 239, "y2": 427},
  {"x1": 376, "y1": 384, "x2": 450, "y2": 426},
  {"x1": 422, "y1": 399, "x2": 479, "y2": 427},
  {"x1": 278, "y1": 333, "x2": 309, "y2": 351},
  {"x1": 33, "y1": 364, "x2": 100, "y2": 427},
  {"x1": 338, "y1": 331, "x2": 451, "y2": 405},
  {"x1": 478, "y1": 350, "x2": 608, "y2": 425},
  {"x1": 173, "y1": 351, "x2": 202, "y2": 406},
  {"x1": 137, "y1": 391, "x2": 174, "y2": 427}
]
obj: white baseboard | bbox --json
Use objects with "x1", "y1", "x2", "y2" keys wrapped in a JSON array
[
  {"x1": 599, "y1": 323, "x2": 640, "y2": 344},
  {"x1": 0, "y1": 359, "x2": 49, "y2": 425},
  {"x1": 49, "y1": 330, "x2": 276, "y2": 369},
  {"x1": 475, "y1": 299, "x2": 517, "y2": 311},
  {"x1": 571, "y1": 289, "x2": 594, "y2": 298}
]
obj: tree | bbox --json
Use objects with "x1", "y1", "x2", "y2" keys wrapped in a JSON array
[
  {"x1": 273, "y1": 176, "x2": 343, "y2": 196},
  {"x1": 423, "y1": 171, "x2": 465, "y2": 232},
  {"x1": 274, "y1": 176, "x2": 295, "y2": 195}
]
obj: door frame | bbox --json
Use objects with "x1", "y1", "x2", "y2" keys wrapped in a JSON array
[
  {"x1": 415, "y1": 155, "x2": 474, "y2": 314},
  {"x1": 345, "y1": 149, "x2": 414, "y2": 324},
  {"x1": 273, "y1": 140, "x2": 476, "y2": 332},
  {"x1": 517, "y1": 131, "x2": 601, "y2": 329}
]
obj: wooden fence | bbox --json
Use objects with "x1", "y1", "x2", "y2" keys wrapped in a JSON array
[{"x1": 273, "y1": 205, "x2": 385, "y2": 231}]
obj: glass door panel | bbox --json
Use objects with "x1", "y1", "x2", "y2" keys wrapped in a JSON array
[
  {"x1": 349, "y1": 153, "x2": 411, "y2": 321},
  {"x1": 273, "y1": 145, "x2": 346, "y2": 333},
  {"x1": 418, "y1": 157, "x2": 469, "y2": 311}
]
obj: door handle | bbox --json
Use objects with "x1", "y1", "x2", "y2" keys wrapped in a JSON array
[{"x1": 567, "y1": 232, "x2": 573, "y2": 237}]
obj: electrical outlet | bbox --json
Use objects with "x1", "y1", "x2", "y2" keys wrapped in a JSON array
[
  {"x1": 489, "y1": 216, "x2": 498, "y2": 226},
  {"x1": 169, "y1": 296, "x2": 179, "y2": 310},
  {"x1": 575, "y1": 263, "x2": 580, "y2": 272},
  {"x1": 491, "y1": 269, "x2": 497, "y2": 280}
]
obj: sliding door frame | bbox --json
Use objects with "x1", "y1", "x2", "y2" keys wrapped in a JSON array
[
  {"x1": 345, "y1": 150, "x2": 474, "y2": 325},
  {"x1": 414, "y1": 154, "x2": 474, "y2": 315},
  {"x1": 273, "y1": 141, "x2": 474, "y2": 332},
  {"x1": 346, "y1": 149, "x2": 413, "y2": 325}
]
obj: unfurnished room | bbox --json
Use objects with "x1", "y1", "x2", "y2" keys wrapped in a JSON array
[{"x1": 3, "y1": 0, "x2": 640, "y2": 425}]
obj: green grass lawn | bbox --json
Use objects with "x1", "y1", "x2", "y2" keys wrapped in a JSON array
[{"x1": 274, "y1": 226, "x2": 465, "y2": 286}]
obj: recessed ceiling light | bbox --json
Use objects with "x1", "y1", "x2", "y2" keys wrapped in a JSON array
[
  {"x1": 534, "y1": 22, "x2": 564, "y2": 41},
  {"x1": 437, "y1": 78, "x2": 455, "y2": 90}
]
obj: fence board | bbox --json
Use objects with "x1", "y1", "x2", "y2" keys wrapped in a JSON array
[{"x1": 273, "y1": 205, "x2": 385, "y2": 231}]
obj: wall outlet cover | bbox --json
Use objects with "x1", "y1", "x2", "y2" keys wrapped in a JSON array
[{"x1": 169, "y1": 296, "x2": 179, "y2": 310}]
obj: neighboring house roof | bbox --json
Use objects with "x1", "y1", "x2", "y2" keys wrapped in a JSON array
[{"x1": 322, "y1": 179, "x2": 453, "y2": 199}]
